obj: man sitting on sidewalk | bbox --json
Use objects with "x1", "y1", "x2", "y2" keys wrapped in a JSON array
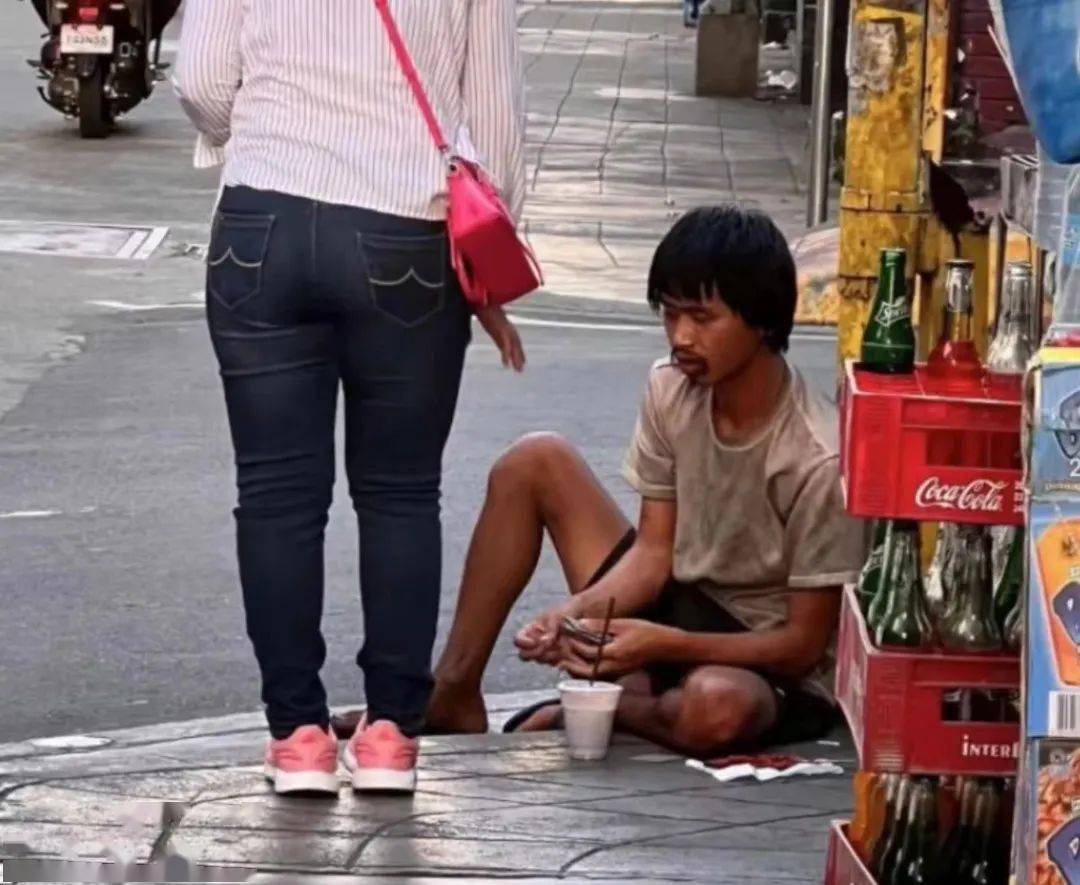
[{"x1": 426, "y1": 206, "x2": 865, "y2": 756}]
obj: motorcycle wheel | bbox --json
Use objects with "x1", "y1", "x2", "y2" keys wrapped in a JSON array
[{"x1": 78, "y1": 66, "x2": 111, "y2": 139}]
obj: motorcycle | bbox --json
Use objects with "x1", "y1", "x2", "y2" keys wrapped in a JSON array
[{"x1": 26, "y1": 0, "x2": 181, "y2": 138}]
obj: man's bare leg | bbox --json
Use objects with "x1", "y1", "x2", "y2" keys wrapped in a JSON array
[
  {"x1": 614, "y1": 665, "x2": 779, "y2": 757},
  {"x1": 426, "y1": 433, "x2": 631, "y2": 733}
]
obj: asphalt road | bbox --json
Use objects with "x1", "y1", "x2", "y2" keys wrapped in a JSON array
[{"x1": 0, "y1": 1, "x2": 840, "y2": 743}]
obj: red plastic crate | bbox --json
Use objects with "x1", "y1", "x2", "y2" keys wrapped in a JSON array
[
  {"x1": 836, "y1": 587, "x2": 1020, "y2": 777},
  {"x1": 824, "y1": 821, "x2": 877, "y2": 885},
  {"x1": 840, "y1": 361, "x2": 1024, "y2": 526}
]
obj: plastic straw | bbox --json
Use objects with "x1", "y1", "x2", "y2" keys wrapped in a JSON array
[{"x1": 590, "y1": 598, "x2": 616, "y2": 686}]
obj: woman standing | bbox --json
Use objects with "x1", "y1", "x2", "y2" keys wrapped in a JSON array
[{"x1": 175, "y1": 0, "x2": 526, "y2": 796}]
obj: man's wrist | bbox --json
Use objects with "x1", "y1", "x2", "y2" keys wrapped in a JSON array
[{"x1": 652, "y1": 624, "x2": 687, "y2": 662}]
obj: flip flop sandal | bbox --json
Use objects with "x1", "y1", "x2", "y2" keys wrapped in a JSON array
[{"x1": 502, "y1": 698, "x2": 563, "y2": 734}]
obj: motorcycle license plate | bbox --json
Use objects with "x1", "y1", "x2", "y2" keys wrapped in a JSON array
[{"x1": 60, "y1": 24, "x2": 114, "y2": 54}]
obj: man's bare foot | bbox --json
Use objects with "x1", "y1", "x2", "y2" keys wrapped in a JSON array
[{"x1": 425, "y1": 682, "x2": 489, "y2": 734}]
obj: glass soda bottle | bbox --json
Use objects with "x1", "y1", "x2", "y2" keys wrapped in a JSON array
[
  {"x1": 938, "y1": 526, "x2": 1001, "y2": 653},
  {"x1": 987, "y1": 262, "x2": 1034, "y2": 473},
  {"x1": 938, "y1": 777, "x2": 976, "y2": 879},
  {"x1": 927, "y1": 260, "x2": 985, "y2": 467},
  {"x1": 849, "y1": 771, "x2": 877, "y2": 858},
  {"x1": 987, "y1": 262, "x2": 1036, "y2": 377},
  {"x1": 875, "y1": 521, "x2": 934, "y2": 650},
  {"x1": 861, "y1": 249, "x2": 916, "y2": 374},
  {"x1": 993, "y1": 528, "x2": 1025, "y2": 638},
  {"x1": 861, "y1": 773, "x2": 895, "y2": 865},
  {"x1": 928, "y1": 259, "x2": 982, "y2": 383},
  {"x1": 857, "y1": 520, "x2": 888, "y2": 616},
  {"x1": 955, "y1": 780, "x2": 1000, "y2": 884},
  {"x1": 873, "y1": 775, "x2": 911, "y2": 879},
  {"x1": 890, "y1": 777, "x2": 940, "y2": 885},
  {"x1": 925, "y1": 522, "x2": 960, "y2": 625}
]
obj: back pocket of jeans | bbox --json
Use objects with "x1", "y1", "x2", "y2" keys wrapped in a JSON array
[
  {"x1": 358, "y1": 232, "x2": 446, "y2": 327},
  {"x1": 207, "y1": 212, "x2": 275, "y2": 310}
]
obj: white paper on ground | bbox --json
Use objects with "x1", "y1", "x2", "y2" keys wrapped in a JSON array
[{"x1": 685, "y1": 758, "x2": 844, "y2": 783}]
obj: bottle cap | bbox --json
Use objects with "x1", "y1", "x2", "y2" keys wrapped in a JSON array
[
  {"x1": 944, "y1": 259, "x2": 975, "y2": 313},
  {"x1": 881, "y1": 248, "x2": 906, "y2": 262}
]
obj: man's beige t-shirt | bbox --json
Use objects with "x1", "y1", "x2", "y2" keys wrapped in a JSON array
[{"x1": 622, "y1": 359, "x2": 865, "y2": 700}]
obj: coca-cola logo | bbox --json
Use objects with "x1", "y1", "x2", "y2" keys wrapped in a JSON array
[{"x1": 914, "y1": 477, "x2": 1008, "y2": 513}]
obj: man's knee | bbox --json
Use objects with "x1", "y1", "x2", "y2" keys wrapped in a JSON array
[
  {"x1": 672, "y1": 669, "x2": 769, "y2": 756},
  {"x1": 488, "y1": 432, "x2": 577, "y2": 497}
]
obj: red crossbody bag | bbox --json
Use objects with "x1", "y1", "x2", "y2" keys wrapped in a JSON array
[{"x1": 373, "y1": 0, "x2": 542, "y2": 308}]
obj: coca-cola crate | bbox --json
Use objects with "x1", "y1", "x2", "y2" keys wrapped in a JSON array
[
  {"x1": 839, "y1": 361, "x2": 1024, "y2": 526},
  {"x1": 824, "y1": 821, "x2": 877, "y2": 885},
  {"x1": 836, "y1": 587, "x2": 1020, "y2": 777}
]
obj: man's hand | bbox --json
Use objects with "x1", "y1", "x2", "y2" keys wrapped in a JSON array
[
  {"x1": 514, "y1": 602, "x2": 579, "y2": 664},
  {"x1": 560, "y1": 619, "x2": 680, "y2": 679}
]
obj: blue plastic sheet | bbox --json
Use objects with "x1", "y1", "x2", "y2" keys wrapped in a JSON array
[{"x1": 1001, "y1": 0, "x2": 1080, "y2": 165}]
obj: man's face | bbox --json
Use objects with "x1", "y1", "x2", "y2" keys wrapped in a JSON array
[{"x1": 660, "y1": 290, "x2": 764, "y2": 386}]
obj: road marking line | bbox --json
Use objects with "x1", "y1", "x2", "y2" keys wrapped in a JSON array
[
  {"x1": 88, "y1": 297, "x2": 203, "y2": 312},
  {"x1": 130, "y1": 226, "x2": 171, "y2": 261},
  {"x1": 508, "y1": 314, "x2": 660, "y2": 332},
  {"x1": 508, "y1": 314, "x2": 834, "y2": 342},
  {"x1": 0, "y1": 510, "x2": 60, "y2": 519}
]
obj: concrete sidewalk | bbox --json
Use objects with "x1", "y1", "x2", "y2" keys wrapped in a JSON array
[
  {"x1": 0, "y1": 708, "x2": 854, "y2": 882},
  {"x1": 519, "y1": 1, "x2": 815, "y2": 307}
]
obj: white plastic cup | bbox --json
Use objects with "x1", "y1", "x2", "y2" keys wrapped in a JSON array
[{"x1": 559, "y1": 679, "x2": 623, "y2": 761}]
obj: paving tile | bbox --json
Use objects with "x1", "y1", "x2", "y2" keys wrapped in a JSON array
[
  {"x1": 181, "y1": 790, "x2": 514, "y2": 836},
  {"x1": 172, "y1": 827, "x2": 357, "y2": 871},
  {"x1": 50, "y1": 765, "x2": 267, "y2": 802},
  {"x1": 572, "y1": 788, "x2": 846, "y2": 827},
  {"x1": 0, "y1": 783, "x2": 179, "y2": 827},
  {"x1": 422, "y1": 745, "x2": 575, "y2": 778},
  {"x1": 572, "y1": 839, "x2": 827, "y2": 882},
  {"x1": 505, "y1": 755, "x2": 716, "y2": 793},
  {"x1": 0, "y1": 820, "x2": 158, "y2": 863},
  {"x1": 0, "y1": 749, "x2": 194, "y2": 781},
  {"x1": 354, "y1": 834, "x2": 594, "y2": 876},
  {"x1": 657, "y1": 822, "x2": 834, "y2": 852},
  {"x1": 383, "y1": 801, "x2": 703, "y2": 845},
  {"x1": 416, "y1": 773, "x2": 627, "y2": 806},
  {"x1": 713, "y1": 777, "x2": 855, "y2": 813}
]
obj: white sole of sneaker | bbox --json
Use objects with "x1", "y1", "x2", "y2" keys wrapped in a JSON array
[
  {"x1": 343, "y1": 747, "x2": 417, "y2": 793},
  {"x1": 263, "y1": 764, "x2": 341, "y2": 796}
]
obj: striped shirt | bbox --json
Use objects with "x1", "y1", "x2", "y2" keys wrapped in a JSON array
[{"x1": 173, "y1": 0, "x2": 526, "y2": 223}]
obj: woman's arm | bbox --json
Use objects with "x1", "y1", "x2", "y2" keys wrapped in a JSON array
[
  {"x1": 463, "y1": 0, "x2": 527, "y2": 223},
  {"x1": 173, "y1": 0, "x2": 243, "y2": 164}
]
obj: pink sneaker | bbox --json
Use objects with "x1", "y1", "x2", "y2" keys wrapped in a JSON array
[
  {"x1": 343, "y1": 719, "x2": 418, "y2": 792},
  {"x1": 263, "y1": 724, "x2": 341, "y2": 795}
]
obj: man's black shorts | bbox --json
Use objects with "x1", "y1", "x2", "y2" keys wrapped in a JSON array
[{"x1": 588, "y1": 529, "x2": 841, "y2": 749}]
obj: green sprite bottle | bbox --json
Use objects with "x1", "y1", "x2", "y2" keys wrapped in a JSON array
[{"x1": 861, "y1": 248, "x2": 916, "y2": 374}]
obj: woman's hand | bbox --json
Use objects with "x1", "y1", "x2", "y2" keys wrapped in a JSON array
[{"x1": 475, "y1": 305, "x2": 525, "y2": 372}]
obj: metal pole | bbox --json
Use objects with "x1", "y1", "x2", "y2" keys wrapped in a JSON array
[
  {"x1": 806, "y1": 0, "x2": 835, "y2": 227},
  {"x1": 795, "y1": 0, "x2": 806, "y2": 95}
]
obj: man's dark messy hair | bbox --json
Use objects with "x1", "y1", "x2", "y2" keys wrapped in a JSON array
[{"x1": 646, "y1": 206, "x2": 797, "y2": 353}]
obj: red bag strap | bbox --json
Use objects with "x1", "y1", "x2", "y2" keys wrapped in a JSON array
[{"x1": 372, "y1": 0, "x2": 450, "y2": 155}]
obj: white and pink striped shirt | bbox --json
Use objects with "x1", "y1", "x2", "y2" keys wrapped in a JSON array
[{"x1": 173, "y1": 0, "x2": 526, "y2": 223}]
